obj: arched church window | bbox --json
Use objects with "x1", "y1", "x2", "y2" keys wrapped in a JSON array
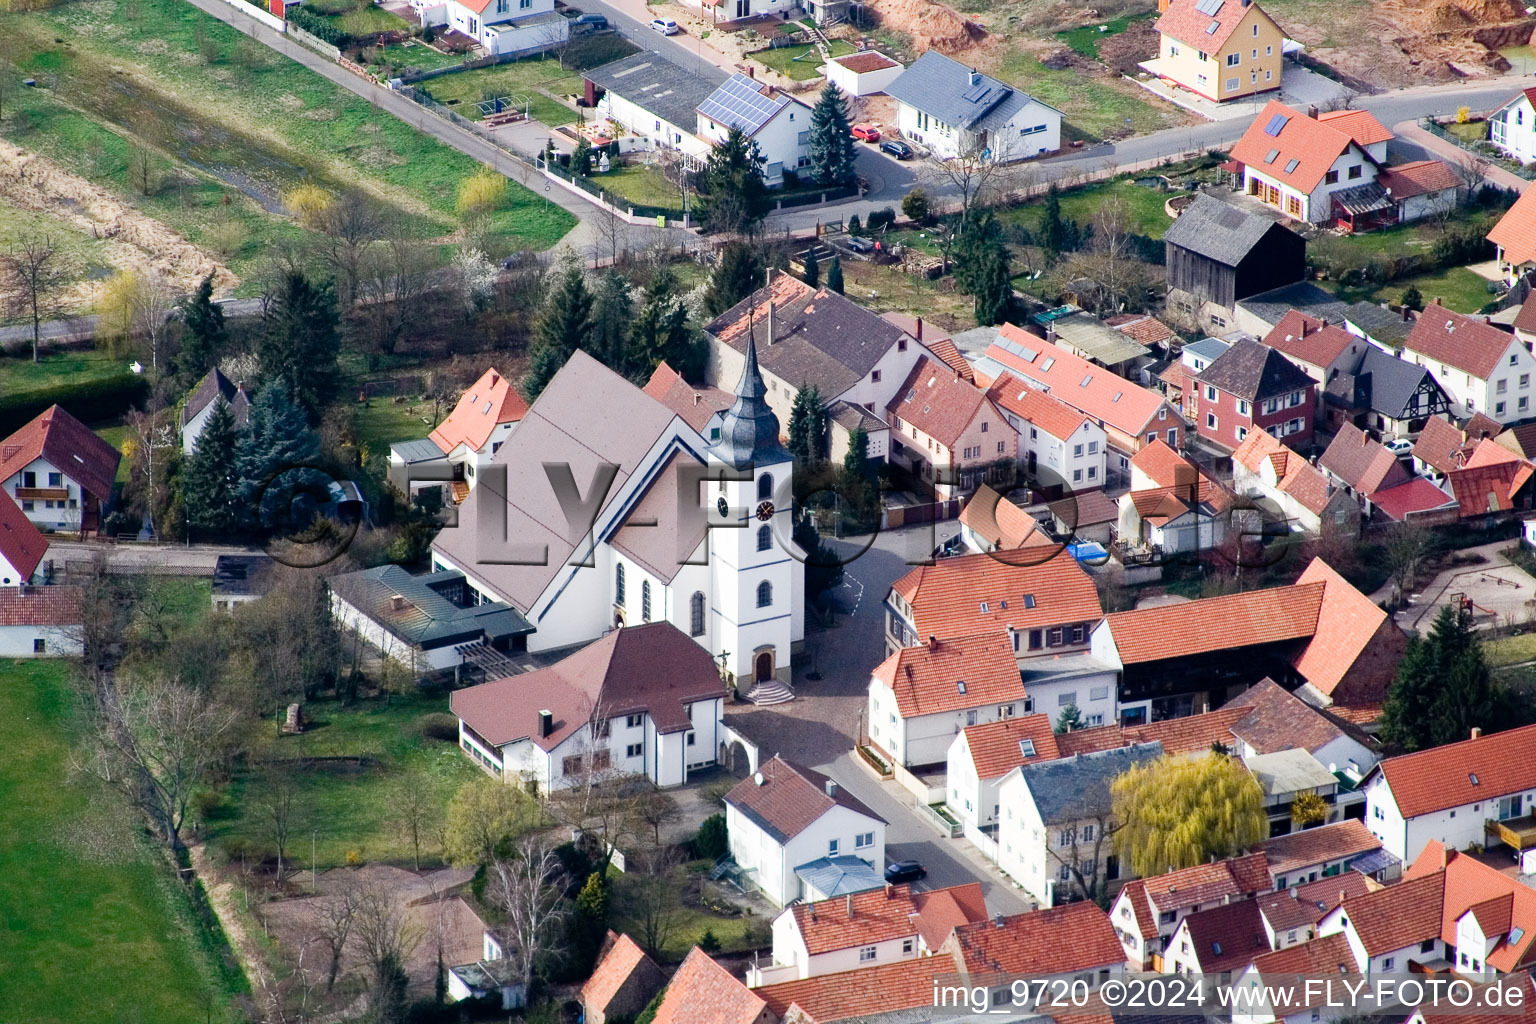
[
  {"x1": 615, "y1": 563, "x2": 626, "y2": 606},
  {"x1": 757, "y1": 524, "x2": 772, "y2": 551},
  {"x1": 690, "y1": 592, "x2": 705, "y2": 637},
  {"x1": 758, "y1": 472, "x2": 773, "y2": 501},
  {"x1": 757, "y1": 580, "x2": 772, "y2": 608}
]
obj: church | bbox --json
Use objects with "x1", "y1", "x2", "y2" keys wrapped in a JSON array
[{"x1": 428, "y1": 335, "x2": 805, "y2": 697}]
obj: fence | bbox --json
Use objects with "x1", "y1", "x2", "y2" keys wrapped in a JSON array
[
  {"x1": 962, "y1": 822, "x2": 1000, "y2": 864},
  {"x1": 1422, "y1": 119, "x2": 1536, "y2": 181},
  {"x1": 216, "y1": 0, "x2": 287, "y2": 32},
  {"x1": 287, "y1": 21, "x2": 342, "y2": 61}
]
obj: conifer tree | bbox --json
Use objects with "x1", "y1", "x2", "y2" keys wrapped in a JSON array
[
  {"x1": 178, "y1": 273, "x2": 226, "y2": 381},
  {"x1": 806, "y1": 82, "x2": 857, "y2": 187},
  {"x1": 181, "y1": 398, "x2": 243, "y2": 538},
  {"x1": 525, "y1": 266, "x2": 593, "y2": 398},
  {"x1": 825, "y1": 256, "x2": 844, "y2": 295},
  {"x1": 704, "y1": 242, "x2": 763, "y2": 316},
  {"x1": 258, "y1": 271, "x2": 338, "y2": 421}
]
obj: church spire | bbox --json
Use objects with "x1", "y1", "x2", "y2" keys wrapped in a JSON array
[{"x1": 710, "y1": 283, "x2": 789, "y2": 470}]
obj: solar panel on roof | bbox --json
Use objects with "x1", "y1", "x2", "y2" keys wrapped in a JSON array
[
  {"x1": 962, "y1": 82, "x2": 990, "y2": 102},
  {"x1": 1284, "y1": 158, "x2": 1300, "y2": 173},
  {"x1": 1264, "y1": 113, "x2": 1291, "y2": 136},
  {"x1": 1018, "y1": 347, "x2": 1038, "y2": 362},
  {"x1": 1194, "y1": 0, "x2": 1222, "y2": 15}
]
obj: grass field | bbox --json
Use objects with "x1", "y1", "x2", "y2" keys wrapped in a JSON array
[
  {"x1": 1482, "y1": 631, "x2": 1536, "y2": 668},
  {"x1": 611, "y1": 862, "x2": 768, "y2": 963},
  {"x1": 306, "y1": 0, "x2": 412, "y2": 36},
  {"x1": 370, "y1": 38, "x2": 464, "y2": 72},
  {"x1": 1322, "y1": 266, "x2": 1497, "y2": 316},
  {"x1": 0, "y1": 660, "x2": 242, "y2": 1024},
  {"x1": 748, "y1": 38, "x2": 855, "y2": 81},
  {"x1": 1445, "y1": 120, "x2": 1487, "y2": 145},
  {"x1": 417, "y1": 54, "x2": 582, "y2": 127},
  {"x1": 599, "y1": 162, "x2": 684, "y2": 209},
  {"x1": 999, "y1": 178, "x2": 1177, "y2": 239},
  {"x1": 351, "y1": 391, "x2": 443, "y2": 456},
  {"x1": 990, "y1": 51, "x2": 1183, "y2": 140},
  {"x1": 210, "y1": 693, "x2": 482, "y2": 869},
  {"x1": 0, "y1": 207, "x2": 115, "y2": 323},
  {"x1": 0, "y1": 349, "x2": 138, "y2": 399},
  {"x1": 0, "y1": 0, "x2": 574, "y2": 275},
  {"x1": 840, "y1": 258, "x2": 977, "y2": 331},
  {"x1": 1055, "y1": 10, "x2": 1157, "y2": 59}
]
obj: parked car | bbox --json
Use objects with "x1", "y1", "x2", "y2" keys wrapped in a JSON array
[
  {"x1": 879, "y1": 138, "x2": 913, "y2": 160},
  {"x1": 851, "y1": 123, "x2": 881, "y2": 143},
  {"x1": 1384, "y1": 437, "x2": 1414, "y2": 456},
  {"x1": 650, "y1": 16, "x2": 679, "y2": 33},
  {"x1": 885, "y1": 860, "x2": 926, "y2": 884},
  {"x1": 572, "y1": 12, "x2": 608, "y2": 30}
]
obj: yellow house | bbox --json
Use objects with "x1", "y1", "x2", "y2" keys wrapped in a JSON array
[{"x1": 1147, "y1": 0, "x2": 1285, "y2": 104}]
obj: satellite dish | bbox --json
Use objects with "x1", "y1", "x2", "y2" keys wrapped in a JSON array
[{"x1": 753, "y1": 771, "x2": 765, "y2": 786}]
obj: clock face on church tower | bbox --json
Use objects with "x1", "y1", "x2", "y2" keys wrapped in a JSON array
[
  {"x1": 755, "y1": 501, "x2": 775, "y2": 522},
  {"x1": 717, "y1": 496, "x2": 730, "y2": 518}
]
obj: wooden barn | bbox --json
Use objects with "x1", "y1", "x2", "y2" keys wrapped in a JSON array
[{"x1": 1163, "y1": 194, "x2": 1305, "y2": 335}]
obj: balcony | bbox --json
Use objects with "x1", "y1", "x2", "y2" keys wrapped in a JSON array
[
  {"x1": 15, "y1": 487, "x2": 67, "y2": 501},
  {"x1": 1485, "y1": 815, "x2": 1536, "y2": 852}
]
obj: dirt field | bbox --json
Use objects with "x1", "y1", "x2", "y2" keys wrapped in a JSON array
[{"x1": 0, "y1": 140, "x2": 237, "y2": 316}]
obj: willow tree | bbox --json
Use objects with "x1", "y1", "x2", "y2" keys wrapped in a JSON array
[{"x1": 1111, "y1": 752, "x2": 1267, "y2": 878}]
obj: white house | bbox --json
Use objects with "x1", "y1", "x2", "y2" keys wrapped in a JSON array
[
  {"x1": 1226, "y1": 677, "x2": 1378, "y2": 790},
  {"x1": 697, "y1": 73, "x2": 813, "y2": 188},
  {"x1": 1362, "y1": 721, "x2": 1536, "y2": 865},
  {"x1": 724, "y1": 756, "x2": 887, "y2": 908},
  {"x1": 1108, "y1": 852, "x2": 1271, "y2": 971},
  {"x1": 748, "y1": 881, "x2": 987, "y2": 986},
  {"x1": 944, "y1": 713, "x2": 1058, "y2": 833},
  {"x1": 0, "y1": 585, "x2": 83, "y2": 657},
  {"x1": 451, "y1": 621, "x2": 726, "y2": 793},
  {"x1": 179, "y1": 368, "x2": 250, "y2": 456},
  {"x1": 1402, "y1": 304, "x2": 1536, "y2": 424},
  {"x1": 0, "y1": 493, "x2": 47, "y2": 587},
  {"x1": 447, "y1": 929, "x2": 525, "y2": 1009},
  {"x1": 986, "y1": 372, "x2": 1108, "y2": 491},
  {"x1": 1230, "y1": 932, "x2": 1361, "y2": 1024},
  {"x1": 1253, "y1": 820, "x2": 1393, "y2": 892},
  {"x1": 417, "y1": 0, "x2": 568, "y2": 57},
  {"x1": 389, "y1": 367, "x2": 528, "y2": 501},
  {"x1": 1489, "y1": 87, "x2": 1536, "y2": 164},
  {"x1": 429, "y1": 342, "x2": 806, "y2": 695},
  {"x1": 885, "y1": 51, "x2": 1061, "y2": 162},
  {"x1": 996, "y1": 743, "x2": 1162, "y2": 906},
  {"x1": 1231, "y1": 427, "x2": 1358, "y2": 536},
  {"x1": 1161, "y1": 898, "x2": 1272, "y2": 981},
  {"x1": 0, "y1": 404, "x2": 121, "y2": 534},
  {"x1": 583, "y1": 53, "x2": 717, "y2": 162},
  {"x1": 1231, "y1": 102, "x2": 1390, "y2": 224},
  {"x1": 822, "y1": 51, "x2": 903, "y2": 98}
]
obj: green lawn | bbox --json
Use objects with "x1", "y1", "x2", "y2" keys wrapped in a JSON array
[
  {"x1": 0, "y1": 660, "x2": 243, "y2": 1024},
  {"x1": 0, "y1": 350, "x2": 138, "y2": 399},
  {"x1": 370, "y1": 38, "x2": 464, "y2": 72},
  {"x1": 610, "y1": 862, "x2": 769, "y2": 963},
  {"x1": 999, "y1": 177, "x2": 1178, "y2": 239},
  {"x1": 748, "y1": 38, "x2": 855, "y2": 81},
  {"x1": 418, "y1": 55, "x2": 582, "y2": 127},
  {"x1": 0, "y1": 0, "x2": 574, "y2": 267},
  {"x1": 352, "y1": 391, "x2": 442, "y2": 456},
  {"x1": 96, "y1": 424, "x2": 133, "y2": 484},
  {"x1": 990, "y1": 51, "x2": 1183, "y2": 140},
  {"x1": 1322, "y1": 266, "x2": 1497, "y2": 316},
  {"x1": 210, "y1": 693, "x2": 482, "y2": 869},
  {"x1": 0, "y1": 207, "x2": 114, "y2": 324},
  {"x1": 306, "y1": 0, "x2": 412, "y2": 35},
  {"x1": 1445, "y1": 120, "x2": 1487, "y2": 145},
  {"x1": 1483, "y1": 631, "x2": 1536, "y2": 668},
  {"x1": 597, "y1": 162, "x2": 684, "y2": 209},
  {"x1": 1055, "y1": 10, "x2": 1157, "y2": 59}
]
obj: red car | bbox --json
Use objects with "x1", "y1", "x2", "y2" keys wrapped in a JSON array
[{"x1": 851, "y1": 123, "x2": 881, "y2": 143}]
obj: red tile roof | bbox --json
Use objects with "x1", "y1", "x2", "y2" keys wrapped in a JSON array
[
  {"x1": 958, "y1": 484, "x2": 1052, "y2": 552},
  {"x1": 1106, "y1": 313, "x2": 1178, "y2": 347},
  {"x1": 1332, "y1": 870, "x2": 1446, "y2": 955},
  {"x1": 581, "y1": 932, "x2": 662, "y2": 1018},
  {"x1": 1055, "y1": 705, "x2": 1248, "y2": 758},
  {"x1": 1226, "y1": 677, "x2": 1347, "y2": 754},
  {"x1": 1291, "y1": 557, "x2": 1405, "y2": 701},
  {"x1": 830, "y1": 50, "x2": 900, "y2": 73},
  {"x1": 944, "y1": 902, "x2": 1125, "y2": 976},
  {"x1": 725, "y1": 756, "x2": 884, "y2": 844},
  {"x1": 985, "y1": 372, "x2": 1091, "y2": 442},
  {"x1": 450, "y1": 622, "x2": 725, "y2": 750},
  {"x1": 1315, "y1": 109, "x2": 1395, "y2": 147},
  {"x1": 1413, "y1": 414, "x2": 1475, "y2": 475},
  {"x1": 871, "y1": 631, "x2": 1026, "y2": 719},
  {"x1": 643, "y1": 361, "x2": 734, "y2": 433},
  {"x1": 1412, "y1": 846, "x2": 1536, "y2": 973},
  {"x1": 960, "y1": 714, "x2": 1061, "y2": 778},
  {"x1": 1140, "y1": 853, "x2": 1272, "y2": 917},
  {"x1": 1156, "y1": 0, "x2": 1277, "y2": 52},
  {"x1": 1370, "y1": 721, "x2": 1536, "y2": 818},
  {"x1": 1404, "y1": 303, "x2": 1519, "y2": 381},
  {"x1": 1232, "y1": 101, "x2": 1372, "y2": 195},
  {"x1": 986, "y1": 324, "x2": 1176, "y2": 441},
  {"x1": 0, "y1": 585, "x2": 81, "y2": 626},
  {"x1": 1370, "y1": 477, "x2": 1458, "y2": 521},
  {"x1": 428, "y1": 367, "x2": 528, "y2": 454},
  {"x1": 0, "y1": 405, "x2": 121, "y2": 503},
  {"x1": 1257, "y1": 871, "x2": 1374, "y2": 933},
  {"x1": 1247, "y1": 932, "x2": 1357, "y2": 1004},
  {"x1": 1130, "y1": 438, "x2": 1197, "y2": 489},
  {"x1": 1319, "y1": 423, "x2": 1409, "y2": 496},
  {"x1": 1175, "y1": 898, "x2": 1271, "y2": 974},
  {"x1": 1254, "y1": 820, "x2": 1381, "y2": 878},
  {"x1": 756, "y1": 957, "x2": 937, "y2": 1023},
  {"x1": 1262, "y1": 311, "x2": 1360, "y2": 371},
  {"x1": 1448, "y1": 443, "x2": 1536, "y2": 517},
  {"x1": 1377, "y1": 159, "x2": 1461, "y2": 201},
  {"x1": 0, "y1": 492, "x2": 47, "y2": 581},
  {"x1": 888, "y1": 356, "x2": 1001, "y2": 448},
  {"x1": 1101, "y1": 583, "x2": 1324, "y2": 665},
  {"x1": 888, "y1": 551, "x2": 1102, "y2": 641},
  {"x1": 1115, "y1": 879, "x2": 1158, "y2": 940},
  {"x1": 788, "y1": 882, "x2": 986, "y2": 956},
  {"x1": 1488, "y1": 182, "x2": 1536, "y2": 267},
  {"x1": 651, "y1": 948, "x2": 769, "y2": 1024},
  {"x1": 1232, "y1": 427, "x2": 1335, "y2": 515}
]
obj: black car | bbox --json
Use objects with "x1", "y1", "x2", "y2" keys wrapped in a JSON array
[
  {"x1": 879, "y1": 138, "x2": 914, "y2": 160},
  {"x1": 885, "y1": 859, "x2": 926, "y2": 884},
  {"x1": 572, "y1": 12, "x2": 609, "y2": 30}
]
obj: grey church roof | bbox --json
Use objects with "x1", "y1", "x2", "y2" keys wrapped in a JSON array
[
  {"x1": 884, "y1": 50, "x2": 1054, "y2": 133},
  {"x1": 1017, "y1": 742, "x2": 1163, "y2": 825},
  {"x1": 710, "y1": 326, "x2": 790, "y2": 470},
  {"x1": 1162, "y1": 194, "x2": 1293, "y2": 267}
]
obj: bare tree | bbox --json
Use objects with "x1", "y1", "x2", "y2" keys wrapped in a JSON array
[
  {"x1": 537, "y1": 18, "x2": 572, "y2": 69},
  {"x1": 134, "y1": 270, "x2": 177, "y2": 374},
  {"x1": 389, "y1": 777, "x2": 437, "y2": 871},
  {"x1": 546, "y1": 701, "x2": 645, "y2": 873},
  {"x1": 1042, "y1": 806, "x2": 1121, "y2": 905},
  {"x1": 349, "y1": 233, "x2": 437, "y2": 363},
  {"x1": 310, "y1": 876, "x2": 362, "y2": 992},
  {"x1": 315, "y1": 194, "x2": 383, "y2": 309},
  {"x1": 0, "y1": 236, "x2": 68, "y2": 362},
  {"x1": 621, "y1": 845, "x2": 685, "y2": 959},
  {"x1": 251, "y1": 936, "x2": 326, "y2": 1024},
  {"x1": 130, "y1": 144, "x2": 158, "y2": 197},
  {"x1": 485, "y1": 836, "x2": 569, "y2": 991},
  {"x1": 921, "y1": 133, "x2": 1032, "y2": 232},
  {"x1": 635, "y1": 790, "x2": 682, "y2": 847},
  {"x1": 1384, "y1": 519, "x2": 1432, "y2": 599},
  {"x1": 77, "y1": 677, "x2": 243, "y2": 851},
  {"x1": 256, "y1": 760, "x2": 304, "y2": 881},
  {"x1": 1065, "y1": 195, "x2": 1151, "y2": 316},
  {"x1": 354, "y1": 877, "x2": 423, "y2": 1024},
  {"x1": 591, "y1": 206, "x2": 628, "y2": 268}
]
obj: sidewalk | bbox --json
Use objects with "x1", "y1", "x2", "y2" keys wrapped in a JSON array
[{"x1": 1393, "y1": 119, "x2": 1530, "y2": 193}]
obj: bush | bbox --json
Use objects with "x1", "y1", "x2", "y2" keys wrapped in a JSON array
[
  {"x1": 901, "y1": 187, "x2": 929, "y2": 223},
  {"x1": 867, "y1": 207, "x2": 897, "y2": 231},
  {"x1": 220, "y1": 837, "x2": 278, "y2": 866},
  {"x1": 419, "y1": 713, "x2": 460, "y2": 742},
  {"x1": 699, "y1": 929, "x2": 721, "y2": 953},
  {"x1": 847, "y1": 213, "x2": 862, "y2": 235},
  {"x1": 694, "y1": 813, "x2": 728, "y2": 860},
  {"x1": 287, "y1": 5, "x2": 346, "y2": 46}
]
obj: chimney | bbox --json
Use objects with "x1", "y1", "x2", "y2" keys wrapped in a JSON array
[
  {"x1": 1047, "y1": 324, "x2": 1058, "y2": 344},
  {"x1": 928, "y1": 634, "x2": 938, "y2": 648},
  {"x1": 694, "y1": 393, "x2": 702, "y2": 406},
  {"x1": 1402, "y1": 304, "x2": 1412, "y2": 322},
  {"x1": 538, "y1": 709, "x2": 553, "y2": 738},
  {"x1": 847, "y1": 894, "x2": 854, "y2": 919},
  {"x1": 390, "y1": 594, "x2": 407, "y2": 611},
  {"x1": 915, "y1": 316, "x2": 924, "y2": 341},
  {"x1": 969, "y1": 68, "x2": 981, "y2": 86},
  {"x1": 1307, "y1": 104, "x2": 1318, "y2": 119},
  {"x1": 747, "y1": 65, "x2": 755, "y2": 79},
  {"x1": 825, "y1": 778, "x2": 839, "y2": 797},
  {"x1": 994, "y1": 914, "x2": 1006, "y2": 928},
  {"x1": 489, "y1": 372, "x2": 499, "y2": 386},
  {"x1": 1471, "y1": 726, "x2": 1483, "y2": 740},
  {"x1": 768, "y1": 300, "x2": 775, "y2": 345},
  {"x1": 1339, "y1": 890, "x2": 1347, "y2": 906},
  {"x1": 1289, "y1": 885, "x2": 1298, "y2": 899},
  {"x1": 886, "y1": 884, "x2": 895, "y2": 899}
]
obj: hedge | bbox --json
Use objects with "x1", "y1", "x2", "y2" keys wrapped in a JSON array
[
  {"x1": 286, "y1": 6, "x2": 347, "y2": 46},
  {"x1": 0, "y1": 373, "x2": 149, "y2": 435}
]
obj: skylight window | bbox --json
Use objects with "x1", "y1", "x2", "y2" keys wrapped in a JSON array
[
  {"x1": 1284, "y1": 158, "x2": 1300, "y2": 174},
  {"x1": 957, "y1": 680, "x2": 967, "y2": 694},
  {"x1": 1023, "y1": 594, "x2": 1036, "y2": 608},
  {"x1": 1470, "y1": 772, "x2": 1480, "y2": 785},
  {"x1": 1265, "y1": 148, "x2": 1280, "y2": 164},
  {"x1": 1113, "y1": 392, "x2": 1123, "y2": 403},
  {"x1": 1019, "y1": 739, "x2": 1037, "y2": 757},
  {"x1": 980, "y1": 602, "x2": 990, "y2": 612},
  {"x1": 1080, "y1": 375, "x2": 1093, "y2": 387},
  {"x1": 1041, "y1": 358, "x2": 1055, "y2": 371},
  {"x1": 1205, "y1": 20, "x2": 1219, "y2": 33}
]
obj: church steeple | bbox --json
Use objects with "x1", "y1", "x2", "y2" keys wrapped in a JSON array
[{"x1": 710, "y1": 306, "x2": 789, "y2": 470}]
